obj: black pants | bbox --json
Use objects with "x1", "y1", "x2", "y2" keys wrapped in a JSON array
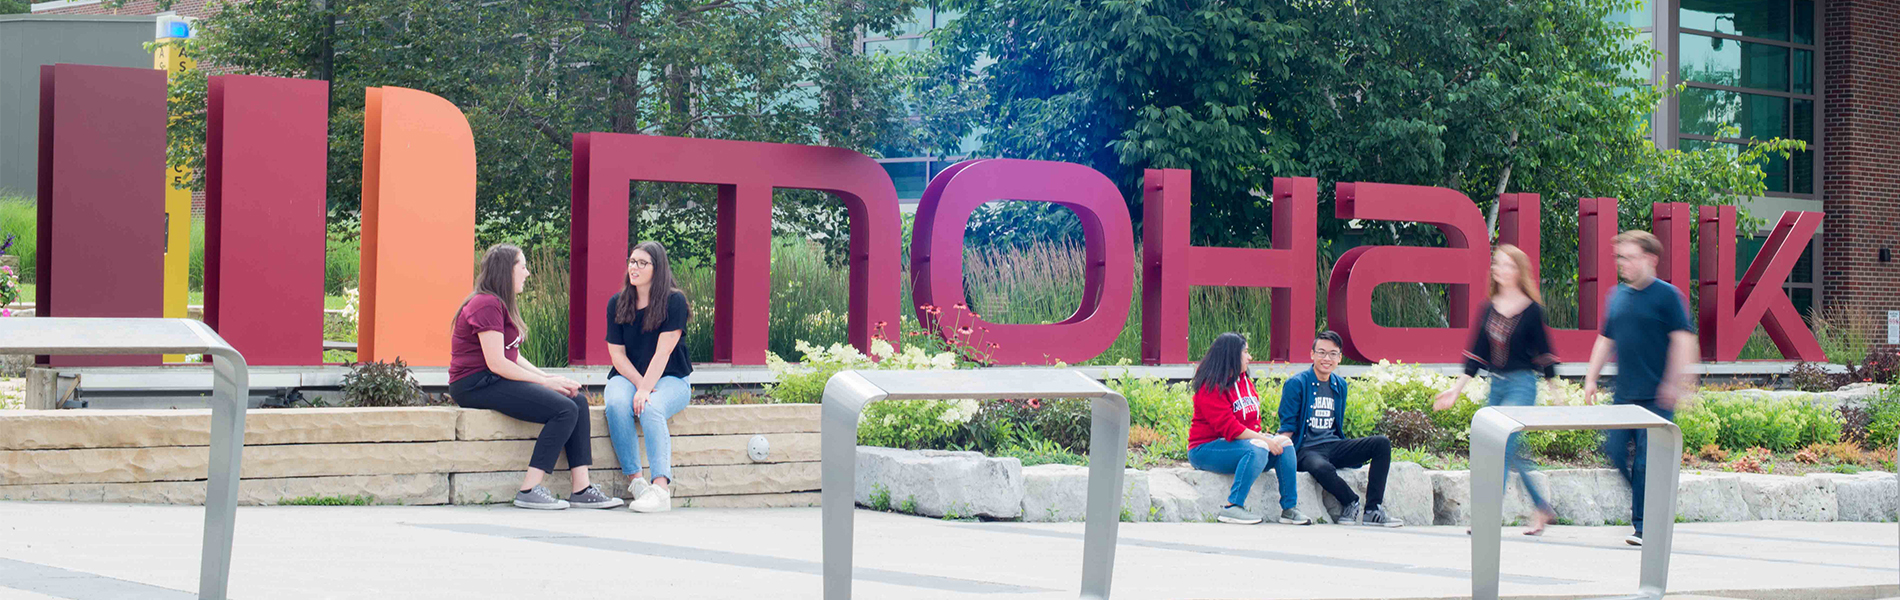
[
  {"x1": 450, "y1": 371, "x2": 591, "y2": 473},
  {"x1": 1296, "y1": 435, "x2": 1392, "y2": 509}
]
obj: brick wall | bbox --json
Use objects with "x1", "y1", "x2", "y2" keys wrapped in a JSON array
[{"x1": 1823, "y1": 0, "x2": 1900, "y2": 352}]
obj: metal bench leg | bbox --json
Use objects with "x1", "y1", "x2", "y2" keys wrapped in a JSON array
[
  {"x1": 1638, "y1": 424, "x2": 1683, "y2": 600},
  {"x1": 1079, "y1": 393, "x2": 1130, "y2": 600},
  {"x1": 1467, "y1": 409, "x2": 1516, "y2": 600},
  {"x1": 200, "y1": 352, "x2": 247, "y2": 600},
  {"x1": 821, "y1": 373, "x2": 885, "y2": 600}
]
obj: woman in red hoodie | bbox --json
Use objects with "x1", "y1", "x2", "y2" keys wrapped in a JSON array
[{"x1": 1188, "y1": 332, "x2": 1311, "y2": 525}]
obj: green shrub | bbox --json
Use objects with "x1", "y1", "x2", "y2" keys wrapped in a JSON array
[
  {"x1": 517, "y1": 248, "x2": 568, "y2": 367},
  {"x1": 857, "y1": 398, "x2": 978, "y2": 449},
  {"x1": 996, "y1": 437, "x2": 1088, "y2": 466},
  {"x1": 325, "y1": 217, "x2": 361, "y2": 295},
  {"x1": 1693, "y1": 392, "x2": 1842, "y2": 452},
  {"x1": 1106, "y1": 372, "x2": 1192, "y2": 459},
  {"x1": 1866, "y1": 387, "x2": 1900, "y2": 450},
  {"x1": 0, "y1": 197, "x2": 35, "y2": 283},
  {"x1": 188, "y1": 218, "x2": 204, "y2": 291},
  {"x1": 1677, "y1": 405, "x2": 1720, "y2": 451},
  {"x1": 341, "y1": 358, "x2": 428, "y2": 407}
]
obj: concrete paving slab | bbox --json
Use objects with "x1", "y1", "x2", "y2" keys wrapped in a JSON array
[{"x1": 0, "y1": 502, "x2": 1893, "y2": 600}]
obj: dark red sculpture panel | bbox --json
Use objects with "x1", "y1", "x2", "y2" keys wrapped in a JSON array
[
  {"x1": 1325, "y1": 183, "x2": 1489, "y2": 363},
  {"x1": 35, "y1": 64, "x2": 167, "y2": 367},
  {"x1": 1697, "y1": 206, "x2": 1826, "y2": 361},
  {"x1": 912, "y1": 159, "x2": 1135, "y2": 365},
  {"x1": 1494, "y1": 194, "x2": 1616, "y2": 361},
  {"x1": 204, "y1": 75, "x2": 330, "y2": 366},
  {"x1": 570, "y1": 133, "x2": 902, "y2": 365},
  {"x1": 1141, "y1": 170, "x2": 1316, "y2": 364}
]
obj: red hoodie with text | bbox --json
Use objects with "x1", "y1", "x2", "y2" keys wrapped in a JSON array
[{"x1": 1188, "y1": 377, "x2": 1264, "y2": 449}]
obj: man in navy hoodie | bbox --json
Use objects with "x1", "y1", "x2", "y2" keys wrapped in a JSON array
[{"x1": 1277, "y1": 331, "x2": 1403, "y2": 527}]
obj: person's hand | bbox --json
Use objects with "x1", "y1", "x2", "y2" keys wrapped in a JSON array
[
  {"x1": 1658, "y1": 376, "x2": 1691, "y2": 410},
  {"x1": 632, "y1": 388, "x2": 651, "y2": 415},
  {"x1": 556, "y1": 376, "x2": 583, "y2": 396},
  {"x1": 1432, "y1": 389, "x2": 1458, "y2": 411},
  {"x1": 539, "y1": 375, "x2": 576, "y2": 396},
  {"x1": 1582, "y1": 381, "x2": 1599, "y2": 404}
]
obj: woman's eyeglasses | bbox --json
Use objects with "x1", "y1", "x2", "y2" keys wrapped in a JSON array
[{"x1": 628, "y1": 259, "x2": 653, "y2": 269}]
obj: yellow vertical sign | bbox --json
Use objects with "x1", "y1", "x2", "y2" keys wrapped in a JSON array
[{"x1": 155, "y1": 28, "x2": 195, "y2": 363}]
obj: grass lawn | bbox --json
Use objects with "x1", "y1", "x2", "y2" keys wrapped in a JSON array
[{"x1": 10, "y1": 284, "x2": 346, "y2": 310}]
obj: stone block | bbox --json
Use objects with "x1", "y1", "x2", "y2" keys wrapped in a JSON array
[
  {"x1": 1163, "y1": 465, "x2": 1328, "y2": 523},
  {"x1": 1317, "y1": 461, "x2": 1432, "y2": 527},
  {"x1": 454, "y1": 404, "x2": 820, "y2": 441},
  {"x1": 1809, "y1": 472, "x2": 1896, "y2": 522},
  {"x1": 0, "y1": 474, "x2": 450, "y2": 506},
  {"x1": 1540, "y1": 469, "x2": 1612, "y2": 526},
  {"x1": 855, "y1": 447, "x2": 1022, "y2": 519},
  {"x1": 1, "y1": 433, "x2": 817, "y2": 486},
  {"x1": 1020, "y1": 465, "x2": 1149, "y2": 522},
  {"x1": 1429, "y1": 469, "x2": 1539, "y2": 526},
  {"x1": 1736, "y1": 473, "x2": 1838, "y2": 521},
  {"x1": 1675, "y1": 471, "x2": 1750, "y2": 523},
  {"x1": 1145, "y1": 469, "x2": 1206, "y2": 523},
  {"x1": 0, "y1": 407, "x2": 461, "y2": 450}
]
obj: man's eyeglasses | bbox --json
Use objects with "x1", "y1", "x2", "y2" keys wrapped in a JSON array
[
  {"x1": 628, "y1": 259, "x2": 653, "y2": 269},
  {"x1": 1312, "y1": 350, "x2": 1342, "y2": 359}
]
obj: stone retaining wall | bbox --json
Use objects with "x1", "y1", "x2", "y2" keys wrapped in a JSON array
[
  {"x1": 854, "y1": 447, "x2": 1899, "y2": 524},
  {"x1": 0, "y1": 404, "x2": 821, "y2": 508}
]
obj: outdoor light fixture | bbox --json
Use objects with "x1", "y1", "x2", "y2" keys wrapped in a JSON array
[{"x1": 156, "y1": 15, "x2": 195, "y2": 39}]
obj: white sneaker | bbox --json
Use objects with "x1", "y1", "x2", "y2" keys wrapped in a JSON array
[
  {"x1": 624, "y1": 476, "x2": 650, "y2": 500},
  {"x1": 630, "y1": 484, "x2": 672, "y2": 513}
]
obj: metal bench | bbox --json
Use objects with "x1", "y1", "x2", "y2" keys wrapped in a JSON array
[
  {"x1": 820, "y1": 369, "x2": 1129, "y2": 600},
  {"x1": 1468, "y1": 404, "x2": 1682, "y2": 600},
  {"x1": 0, "y1": 318, "x2": 249, "y2": 600}
]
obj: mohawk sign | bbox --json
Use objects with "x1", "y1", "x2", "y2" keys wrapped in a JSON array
[{"x1": 34, "y1": 65, "x2": 1828, "y2": 369}]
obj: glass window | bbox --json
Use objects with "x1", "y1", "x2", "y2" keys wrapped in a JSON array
[
  {"x1": 1680, "y1": 33, "x2": 1789, "y2": 91},
  {"x1": 1791, "y1": 239, "x2": 1814, "y2": 282},
  {"x1": 1793, "y1": 0, "x2": 1814, "y2": 44},
  {"x1": 1623, "y1": 32, "x2": 1654, "y2": 82},
  {"x1": 863, "y1": 37, "x2": 931, "y2": 55},
  {"x1": 881, "y1": 161, "x2": 929, "y2": 200},
  {"x1": 1681, "y1": 0, "x2": 1789, "y2": 41},
  {"x1": 1792, "y1": 99, "x2": 1812, "y2": 141},
  {"x1": 1792, "y1": 50, "x2": 1812, "y2": 94},
  {"x1": 1610, "y1": 0, "x2": 1651, "y2": 29},
  {"x1": 1680, "y1": 87, "x2": 1788, "y2": 139},
  {"x1": 1761, "y1": 147, "x2": 1788, "y2": 192},
  {"x1": 1791, "y1": 149, "x2": 1813, "y2": 193},
  {"x1": 1791, "y1": 287, "x2": 1813, "y2": 316}
]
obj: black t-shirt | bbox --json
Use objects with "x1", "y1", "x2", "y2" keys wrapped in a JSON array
[
  {"x1": 1602, "y1": 279, "x2": 1693, "y2": 402},
  {"x1": 605, "y1": 290, "x2": 693, "y2": 381},
  {"x1": 1303, "y1": 381, "x2": 1342, "y2": 449}
]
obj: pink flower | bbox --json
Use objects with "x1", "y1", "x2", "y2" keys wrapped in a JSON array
[{"x1": 1, "y1": 308, "x2": 11, "y2": 318}]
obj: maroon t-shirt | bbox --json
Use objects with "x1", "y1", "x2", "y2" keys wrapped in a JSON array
[{"x1": 450, "y1": 294, "x2": 521, "y2": 383}]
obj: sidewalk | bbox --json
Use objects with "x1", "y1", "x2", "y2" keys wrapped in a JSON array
[{"x1": 0, "y1": 502, "x2": 1893, "y2": 600}]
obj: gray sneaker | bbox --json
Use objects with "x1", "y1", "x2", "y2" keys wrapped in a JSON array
[
  {"x1": 1360, "y1": 506, "x2": 1404, "y2": 527},
  {"x1": 513, "y1": 485, "x2": 569, "y2": 510},
  {"x1": 1336, "y1": 500, "x2": 1363, "y2": 525},
  {"x1": 1216, "y1": 505, "x2": 1263, "y2": 524},
  {"x1": 567, "y1": 485, "x2": 625, "y2": 509},
  {"x1": 1278, "y1": 508, "x2": 1313, "y2": 525}
]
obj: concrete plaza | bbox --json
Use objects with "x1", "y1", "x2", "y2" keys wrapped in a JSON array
[{"x1": 0, "y1": 502, "x2": 1894, "y2": 600}]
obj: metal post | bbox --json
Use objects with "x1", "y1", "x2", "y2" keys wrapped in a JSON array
[
  {"x1": 1468, "y1": 405, "x2": 1680, "y2": 600},
  {"x1": 819, "y1": 369, "x2": 1129, "y2": 600}
]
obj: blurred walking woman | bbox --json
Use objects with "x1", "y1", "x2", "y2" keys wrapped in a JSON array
[
  {"x1": 603, "y1": 241, "x2": 695, "y2": 513},
  {"x1": 1434, "y1": 243, "x2": 1560, "y2": 535},
  {"x1": 448, "y1": 244, "x2": 622, "y2": 510}
]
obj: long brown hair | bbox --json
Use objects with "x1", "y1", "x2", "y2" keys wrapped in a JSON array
[
  {"x1": 1487, "y1": 243, "x2": 1542, "y2": 304},
  {"x1": 455, "y1": 244, "x2": 527, "y2": 335},
  {"x1": 616, "y1": 241, "x2": 687, "y2": 332}
]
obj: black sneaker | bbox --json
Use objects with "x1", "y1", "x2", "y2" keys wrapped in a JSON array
[
  {"x1": 514, "y1": 485, "x2": 569, "y2": 510},
  {"x1": 1337, "y1": 500, "x2": 1363, "y2": 525},
  {"x1": 568, "y1": 485, "x2": 625, "y2": 509},
  {"x1": 1625, "y1": 531, "x2": 1643, "y2": 546}
]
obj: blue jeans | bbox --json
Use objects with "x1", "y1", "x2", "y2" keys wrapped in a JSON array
[
  {"x1": 1603, "y1": 400, "x2": 1674, "y2": 533},
  {"x1": 1188, "y1": 438, "x2": 1299, "y2": 510},
  {"x1": 604, "y1": 374, "x2": 692, "y2": 481},
  {"x1": 1489, "y1": 370, "x2": 1551, "y2": 513}
]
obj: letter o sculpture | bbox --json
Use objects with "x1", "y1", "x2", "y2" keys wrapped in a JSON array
[{"x1": 910, "y1": 159, "x2": 1135, "y2": 365}]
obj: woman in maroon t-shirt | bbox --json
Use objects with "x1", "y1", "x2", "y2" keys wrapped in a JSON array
[{"x1": 448, "y1": 244, "x2": 622, "y2": 510}]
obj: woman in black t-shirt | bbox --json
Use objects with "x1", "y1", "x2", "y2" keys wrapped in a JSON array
[{"x1": 603, "y1": 241, "x2": 695, "y2": 513}]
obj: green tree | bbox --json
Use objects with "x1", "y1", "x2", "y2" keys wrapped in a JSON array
[
  {"x1": 931, "y1": 0, "x2": 1801, "y2": 294},
  {"x1": 0, "y1": 1, "x2": 29, "y2": 14},
  {"x1": 161, "y1": 0, "x2": 929, "y2": 261}
]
